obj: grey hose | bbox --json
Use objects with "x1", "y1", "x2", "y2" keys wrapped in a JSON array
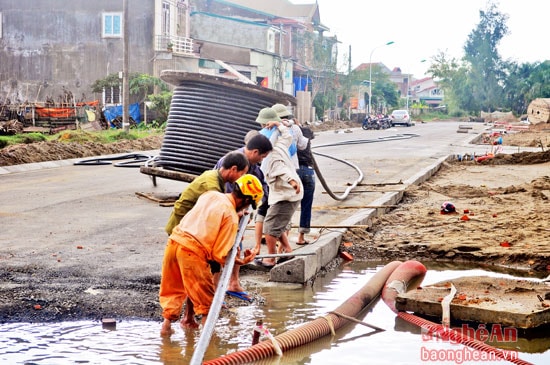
[
  {"x1": 311, "y1": 133, "x2": 419, "y2": 201},
  {"x1": 311, "y1": 152, "x2": 363, "y2": 201}
]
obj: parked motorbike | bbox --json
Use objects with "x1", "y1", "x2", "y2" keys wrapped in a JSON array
[
  {"x1": 362, "y1": 116, "x2": 379, "y2": 130},
  {"x1": 362, "y1": 114, "x2": 391, "y2": 130},
  {"x1": 377, "y1": 115, "x2": 392, "y2": 129}
]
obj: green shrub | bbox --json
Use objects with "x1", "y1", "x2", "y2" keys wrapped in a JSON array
[
  {"x1": 112, "y1": 131, "x2": 137, "y2": 141},
  {"x1": 0, "y1": 133, "x2": 47, "y2": 148}
]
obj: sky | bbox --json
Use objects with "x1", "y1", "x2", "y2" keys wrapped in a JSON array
[{"x1": 291, "y1": 0, "x2": 548, "y2": 78}]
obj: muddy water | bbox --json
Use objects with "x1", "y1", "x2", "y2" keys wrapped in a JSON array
[{"x1": 1, "y1": 262, "x2": 548, "y2": 364}]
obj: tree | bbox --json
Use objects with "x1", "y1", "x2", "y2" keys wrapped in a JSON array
[
  {"x1": 503, "y1": 60, "x2": 550, "y2": 115},
  {"x1": 427, "y1": 2, "x2": 519, "y2": 116},
  {"x1": 347, "y1": 66, "x2": 398, "y2": 114},
  {"x1": 426, "y1": 51, "x2": 469, "y2": 116},
  {"x1": 128, "y1": 73, "x2": 170, "y2": 104},
  {"x1": 146, "y1": 91, "x2": 173, "y2": 124},
  {"x1": 526, "y1": 61, "x2": 550, "y2": 99},
  {"x1": 91, "y1": 73, "x2": 169, "y2": 102},
  {"x1": 90, "y1": 73, "x2": 122, "y2": 94},
  {"x1": 373, "y1": 72, "x2": 399, "y2": 110},
  {"x1": 502, "y1": 61, "x2": 535, "y2": 115},
  {"x1": 463, "y1": 1, "x2": 509, "y2": 113}
]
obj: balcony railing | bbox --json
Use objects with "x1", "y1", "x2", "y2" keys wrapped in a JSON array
[{"x1": 156, "y1": 35, "x2": 194, "y2": 55}]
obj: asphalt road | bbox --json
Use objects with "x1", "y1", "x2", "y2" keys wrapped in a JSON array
[{"x1": 0, "y1": 121, "x2": 493, "y2": 280}]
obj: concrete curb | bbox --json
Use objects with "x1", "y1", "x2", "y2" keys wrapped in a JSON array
[{"x1": 0, "y1": 158, "x2": 80, "y2": 175}]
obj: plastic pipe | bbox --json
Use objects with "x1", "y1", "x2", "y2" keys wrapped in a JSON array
[{"x1": 203, "y1": 260, "x2": 402, "y2": 365}]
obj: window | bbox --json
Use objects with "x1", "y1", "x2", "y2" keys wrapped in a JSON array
[
  {"x1": 102, "y1": 12, "x2": 122, "y2": 38},
  {"x1": 0, "y1": 13, "x2": 3, "y2": 38},
  {"x1": 162, "y1": 2, "x2": 171, "y2": 35},
  {"x1": 266, "y1": 29, "x2": 275, "y2": 53},
  {"x1": 104, "y1": 85, "x2": 121, "y2": 105}
]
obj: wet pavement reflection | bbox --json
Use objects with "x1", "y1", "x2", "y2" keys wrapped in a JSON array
[{"x1": 1, "y1": 262, "x2": 548, "y2": 364}]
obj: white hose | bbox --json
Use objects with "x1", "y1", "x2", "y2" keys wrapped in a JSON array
[{"x1": 190, "y1": 207, "x2": 252, "y2": 365}]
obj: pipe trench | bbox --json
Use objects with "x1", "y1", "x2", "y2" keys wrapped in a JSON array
[{"x1": 203, "y1": 261, "x2": 402, "y2": 365}]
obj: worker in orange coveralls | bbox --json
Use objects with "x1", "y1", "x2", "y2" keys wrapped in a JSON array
[{"x1": 159, "y1": 174, "x2": 264, "y2": 337}]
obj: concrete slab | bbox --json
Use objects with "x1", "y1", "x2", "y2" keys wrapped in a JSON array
[{"x1": 395, "y1": 276, "x2": 550, "y2": 329}]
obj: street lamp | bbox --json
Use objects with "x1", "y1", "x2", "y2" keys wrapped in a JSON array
[
  {"x1": 368, "y1": 41, "x2": 394, "y2": 115},
  {"x1": 407, "y1": 60, "x2": 427, "y2": 110}
]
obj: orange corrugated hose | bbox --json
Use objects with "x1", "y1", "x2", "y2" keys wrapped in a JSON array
[
  {"x1": 397, "y1": 312, "x2": 534, "y2": 365},
  {"x1": 203, "y1": 260, "x2": 403, "y2": 365}
]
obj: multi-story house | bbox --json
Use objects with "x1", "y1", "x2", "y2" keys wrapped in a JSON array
[
  {"x1": 190, "y1": 0, "x2": 336, "y2": 122},
  {"x1": 0, "y1": 0, "x2": 197, "y2": 108},
  {"x1": 409, "y1": 77, "x2": 444, "y2": 109},
  {"x1": 0, "y1": 0, "x2": 334, "y2": 124}
]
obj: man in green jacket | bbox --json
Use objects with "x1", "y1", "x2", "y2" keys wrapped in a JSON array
[{"x1": 164, "y1": 151, "x2": 249, "y2": 235}]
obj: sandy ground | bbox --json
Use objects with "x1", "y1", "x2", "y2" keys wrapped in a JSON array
[
  {"x1": 0, "y1": 121, "x2": 549, "y2": 323},
  {"x1": 342, "y1": 124, "x2": 550, "y2": 276}
]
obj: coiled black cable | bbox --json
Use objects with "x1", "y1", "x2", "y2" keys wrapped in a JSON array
[{"x1": 153, "y1": 73, "x2": 296, "y2": 176}]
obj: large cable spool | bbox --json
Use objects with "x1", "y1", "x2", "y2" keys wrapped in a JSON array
[
  {"x1": 527, "y1": 98, "x2": 550, "y2": 125},
  {"x1": 155, "y1": 71, "x2": 296, "y2": 176}
]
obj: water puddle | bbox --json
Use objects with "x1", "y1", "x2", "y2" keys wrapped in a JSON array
[{"x1": 1, "y1": 262, "x2": 548, "y2": 364}]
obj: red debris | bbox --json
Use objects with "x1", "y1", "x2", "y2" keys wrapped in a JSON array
[{"x1": 340, "y1": 251, "x2": 354, "y2": 261}]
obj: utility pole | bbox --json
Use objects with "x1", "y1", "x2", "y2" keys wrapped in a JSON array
[
  {"x1": 368, "y1": 41, "x2": 394, "y2": 115},
  {"x1": 122, "y1": 0, "x2": 130, "y2": 132},
  {"x1": 279, "y1": 24, "x2": 284, "y2": 92},
  {"x1": 348, "y1": 44, "x2": 351, "y2": 75}
]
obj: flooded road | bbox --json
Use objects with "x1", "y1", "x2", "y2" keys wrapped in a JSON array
[{"x1": 2, "y1": 262, "x2": 548, "y2": 364}]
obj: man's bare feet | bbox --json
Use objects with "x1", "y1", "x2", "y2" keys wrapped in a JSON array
[
  {"x1": 179, "y1": 298, "x2": 198, "y2": 329},
  {"x1": 180, "y1": 315, "x2": 199, "y2": 329},
  {"x1": 160, "y1": 319, "x2": 175, "y2": 337}
]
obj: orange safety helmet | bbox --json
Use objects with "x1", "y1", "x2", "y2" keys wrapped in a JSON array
[{"x1": 235, "y1": 174, "x2": 264, "y2": 209}]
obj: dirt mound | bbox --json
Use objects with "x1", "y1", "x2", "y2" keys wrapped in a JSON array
[
  {"x1": 501, "y1": 125, "x2": 550, "y2": 147},
  {"x1": 309, "y1": 120, "x2": 358, "y2": 132},
  {"x1": 479, "y1": 149, "x2": 550, "y2": 165},
  {"x1": 0, "y1": 135, "x2": 163, "y2": 166}
]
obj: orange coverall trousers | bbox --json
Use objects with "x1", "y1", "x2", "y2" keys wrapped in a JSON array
[{"x1": 159, "y1": 239, "x2": 215, "y2": 321}]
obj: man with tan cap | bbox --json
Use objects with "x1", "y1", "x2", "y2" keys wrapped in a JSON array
[
  {"x1": 271, "y1": 103, "x2": 308, "y2": 169},
  {"x1": 253, "y1": 107, "x2": 303, "y2": 269}
]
